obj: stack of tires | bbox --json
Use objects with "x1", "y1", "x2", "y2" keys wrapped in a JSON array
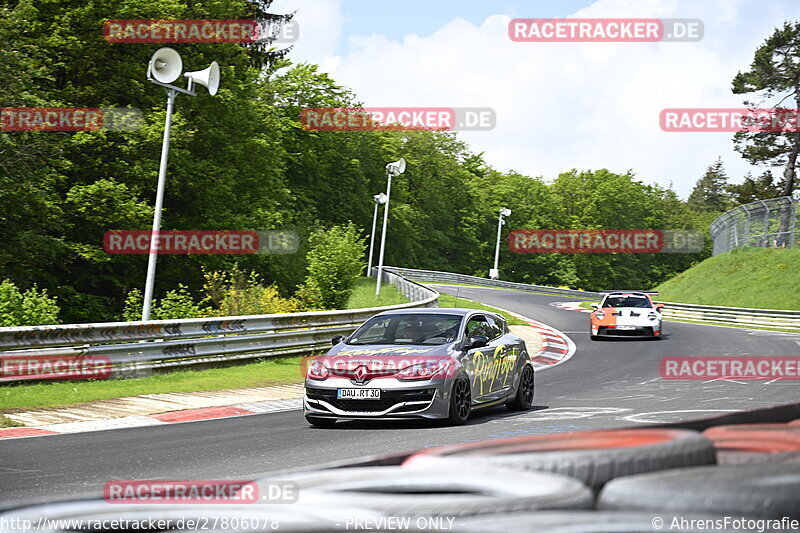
[{"x1": 262, "y1": 424, "x2": 800, "y2": 532}]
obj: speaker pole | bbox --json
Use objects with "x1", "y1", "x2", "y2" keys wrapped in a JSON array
[{"x1": 142, "y1": 88, "x2": 176, "y2": 321}]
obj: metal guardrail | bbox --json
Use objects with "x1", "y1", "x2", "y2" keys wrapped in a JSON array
[
  {"x1": 710, "y1": 196, "x2": 799, "y2": 255},
  {"x1": 383, "y1": 267, "x2": 603, "y2": 300},
  {"x1": 0, "y1": 271, "x2": 439, "y2": 383},
  {"x1": 656, "y1": 302, "x2": 800, "y2": 331},
  {"x1": 386, "y1": 267, "x2": 800, "y2": 332}
]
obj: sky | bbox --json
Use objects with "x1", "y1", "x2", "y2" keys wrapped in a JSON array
[{"x1": 268, "y1": 0, "x2": 800, "y2": 197}]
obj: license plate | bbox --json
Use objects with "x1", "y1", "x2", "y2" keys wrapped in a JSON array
[
  {"x1": 615, "y1": 325, "x2": 636, "y2": 330},
  {"x1": 337, "y1": 388, "x2": 381, "y2": 400}
]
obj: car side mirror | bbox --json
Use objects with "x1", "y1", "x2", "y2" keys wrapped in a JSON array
[
  {"x1": 655, "y1": 305, "x2": 664, "y2": 312},
  {"x1": 331, "y1": 335, "x2": 346, "y2": 346},
  {"x1": 591, "y1": 303, "x2": 600, "y2": 310},
  {"x1": 465, "y1": 335, "x2": 489, "y2": 350}
]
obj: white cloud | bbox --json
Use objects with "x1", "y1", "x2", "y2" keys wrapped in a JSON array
[
  {"x1": 268, "y1": 0, "x2": 347, "y2": 68},
  {"x1": 280, "y1": 0, "x2": 800, "y2": 196}
]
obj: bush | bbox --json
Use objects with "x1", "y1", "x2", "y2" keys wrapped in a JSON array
[
  {"x1": 201, "y1": 265, "x2": 305, "y2": 316},
  {"x1": 0, "y1": 279, "x2": 60, "y2": 326},
  {"x1": 305, "y1": 223, "x2": 367, "y2": 309},
  {"x1": 121, "y1": 285, "x2": 207, "y2": 321}
]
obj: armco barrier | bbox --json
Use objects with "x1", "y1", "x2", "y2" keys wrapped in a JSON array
[
  {"x1": 382, "y1": 267, "x2": 604, "y2": 300},
  {"x1": 656, "y1": 302, "x2": 800, "y2": 331},
  {"x1": 384, "y1": 267, "x2": 800, "y2": 332},
  {"x1": 0, "y1": 271, "x2": 438, "y2": 382}
]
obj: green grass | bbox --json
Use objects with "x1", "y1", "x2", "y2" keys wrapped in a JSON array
[
  {"x1": 346, "y1": 277, "x2": 409, "y2": 309},
  {"x1": 654, "y1": 248, "x2": 800, "y2": 310},
  {"x1": 436, "y1": 292, "x2": 527, "y2": 326},
  {"x1": 0, "y1": 355, "x2": 304, "y2": 411}
]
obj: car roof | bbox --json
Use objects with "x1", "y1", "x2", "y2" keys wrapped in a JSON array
[{"x1": 375, "y1": 307, "x2": 498, "y2": 318}]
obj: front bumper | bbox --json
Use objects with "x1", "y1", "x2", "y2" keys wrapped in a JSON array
[
  {"x1": 303, "y1": 378, "x2": 451, "y2": 420},
  {"x1": 593, "y1": 323, "x2": 661, "y2": 337}
]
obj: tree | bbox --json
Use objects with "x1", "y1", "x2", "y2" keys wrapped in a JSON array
[
  {"x1": 305, "y1": 223, "x2": 366, "y2": 309},
  {"x1": 687, "y1": 158, "x2": 732, "y2": 213},
  {"x1": 732, "y1": 22, "x2": 800, "y2": 197},
  {"x1": 727, "y1": 170, "x2": 782, "y2": 204}
]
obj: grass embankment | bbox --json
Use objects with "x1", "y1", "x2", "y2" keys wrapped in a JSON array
[
  {"x1": 0, "y1": 277, "x2": 528, "y2": 412},
  {"x1": 347, "y1": 276, "x2": 409, "y2": 308},
  {"x1": 654, "y1": 248, "x2": 800, "y2": 310}
]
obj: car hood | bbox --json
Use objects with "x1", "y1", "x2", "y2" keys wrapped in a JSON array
[{"x1": 320, "y1": 344, "x2": 454, "y2": 372}]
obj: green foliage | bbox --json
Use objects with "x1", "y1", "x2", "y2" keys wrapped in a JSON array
[
  {"x1": 121, "y1": 288, "x2": 144, "y2": 322},
  {"x1": 0, "y1": 279, "x2": 60, "y2": 326},
  {"x1": 0, "y1": 0, "x2": 760, "y2": 324},
  {"x1": 727, "y1": 170, "x2": 783, "y2": 204},
  {"x1": 153, "y1": 284, "x2": 205, "y2": 320},
  {"x1": 201, "y1": 265, "x2": 304, "y2": 316},
  {"x1": 732, "y1": 21, "x2": 800, "y2": 196},
  {"x1": 305, "y1": 223, "x2": 367, "y2": 309},
  {"x1": 687, "y1": 158, "x2": 733, "y2": 213}
]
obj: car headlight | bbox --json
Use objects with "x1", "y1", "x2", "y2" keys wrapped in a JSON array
[
  {"x1": 595, "y1": 310, "x2": 605, "y2": 320},
  {"x1": 648, "y1": 312, "x2": 657, "y2": 320},
  {"x1": 396, "y1": 361, "x2": 450, "y2": 381},
  {"x1": 307, "y1": 359, "x2": 329, "y2": 380}
]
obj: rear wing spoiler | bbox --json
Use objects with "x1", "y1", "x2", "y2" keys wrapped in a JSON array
[{"x1": 598, "y1": 290, "x2": 659, "y2": 296}]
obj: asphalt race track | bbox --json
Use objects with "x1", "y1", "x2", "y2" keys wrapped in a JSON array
[{"x1": 2, "y1": 285, "x2": 799, "y2": 504}]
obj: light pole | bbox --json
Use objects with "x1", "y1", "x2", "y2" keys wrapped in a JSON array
[
  {"x1": 367, "y1": 193, "x2": 388, "y2": 277},
  {"x1": 142, "y1": 47, "x2": 220, "y2": 321},
  {"x1": 490, "y1": 208, "x2": 511, "y2": 279},
  {"x1": 375, "y1": 158, "x2": 406, "y2": 297}
]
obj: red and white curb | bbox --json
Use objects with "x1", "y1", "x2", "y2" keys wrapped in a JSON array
[
  {"x1": 549, "y1": 301, "x2": 592, "y2": 313},
  {"x1": 0, "y1": 398, "x2": 302, "y2": 440},
  {"x1": 502, "y1": 310, "x2": 576, "y2": 372}
]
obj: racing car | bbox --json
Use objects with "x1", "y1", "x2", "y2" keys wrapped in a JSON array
[
  {"x1": 304, "y1": 308, "x2": 535, "y2": 427},
  {"x1": 590, "y1": 292, "x2": 664, "y2": 340}
]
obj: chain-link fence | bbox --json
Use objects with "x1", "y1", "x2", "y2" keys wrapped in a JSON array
[{"x1": 710, "y1": 196, "x2": 799, "y2": 255}]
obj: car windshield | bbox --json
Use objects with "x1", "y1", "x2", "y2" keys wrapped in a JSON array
[
  {"x1": 347, "y1": 314, "x2": 463, "y2": 346},
  {"x1": 603, "y1": 296, "x2": 652, "y2": 308}
]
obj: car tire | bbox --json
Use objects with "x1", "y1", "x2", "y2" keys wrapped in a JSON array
[
  {"x1": 262, "y1": 466, "x2": 593, "y2": 518},
  {"x1": 702, "y1": 423, "x2": 800, "y2": 453},
  {"x1": 404, "y1": 429, "x2": 716, "y2": 492},
  {"x1": 507, "y1": 364, "x2": 534, "y2": 411},
  {"x1": 447, "y1": 377, "x2": 471, "y2": 426},
  {"x1": 597, "y1": 463, "x2": 800, "y2": 519},
  {"x1": 305, "y1": 415, "x2": 337, "y2": 428}
]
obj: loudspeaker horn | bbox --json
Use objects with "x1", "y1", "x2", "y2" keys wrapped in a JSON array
[
  {"x1": 184, "y1": 61, "x2": 220, "y2": 96},
  {"x1": 147, "y1": 47, "x2": 183, "y2": 84},
  {"x1": 387, "y1": 158, "x2": 406, "y2": 176}
]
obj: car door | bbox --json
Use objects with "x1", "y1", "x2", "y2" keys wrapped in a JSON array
[
  {"x1": 463, "y1": 314, "x2": 507, "y2": 401},
  {"x1": 485, "y1": 314, "x2": 515, "y2": 397}
]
